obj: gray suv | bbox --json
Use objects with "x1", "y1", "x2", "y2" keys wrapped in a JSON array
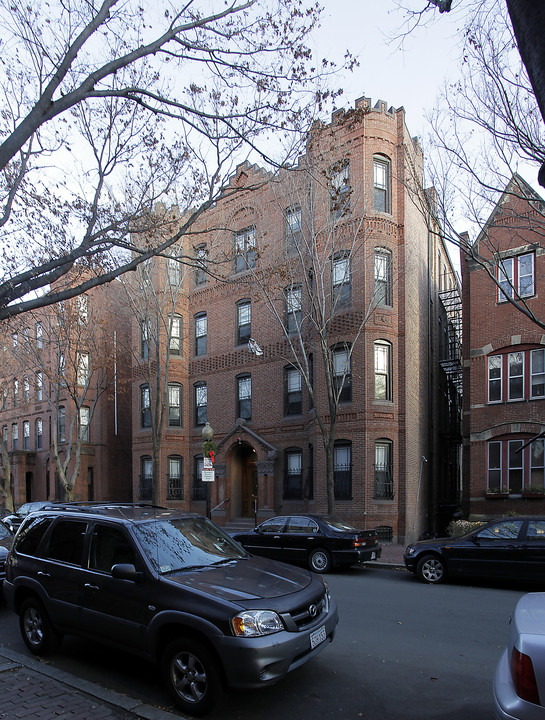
[{"x1": 3, "y1": 504, "x2": 338, "y2": 716}]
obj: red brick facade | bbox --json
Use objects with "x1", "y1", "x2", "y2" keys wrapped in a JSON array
[
  {"x1": 462, "y1": 174, "x2": 545, "y2": 518},
  {"x1": 131, "y1": 96, "x2": 461, "y2": 544},
  {"x1": 0, "y1": 281, "x2": 132, "y2": 507}
]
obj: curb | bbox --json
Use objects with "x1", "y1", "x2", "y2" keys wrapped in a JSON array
[{"x1": 0, "y1": 646, "x2": 183, "y2": 720}]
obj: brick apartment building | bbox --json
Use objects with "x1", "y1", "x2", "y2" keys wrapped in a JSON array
[
  {"x1": 0, "y1": 280, "x2": 132, "y2": 508},
  {"x1": 462, "y1": 174, "x2": 545, "y2": 518},
  {"x1": 132, "y1": 95, "x2": 461, "y2": 544}
]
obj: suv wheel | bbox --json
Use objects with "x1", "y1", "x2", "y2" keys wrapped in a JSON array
[
  {"x1": 162, "y1": 638, "x2": 223, "y2": 716},
  {"x1": 309, "y1": 548, "x2": 331, "y2": 574},
  {"x1": 20, "y1": 597, "x2": 61, "y2": 655}
]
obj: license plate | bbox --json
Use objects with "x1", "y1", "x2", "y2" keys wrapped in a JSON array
[
  {"x1": 371, "y1": 551, "x2": 376, "y2": 560},
  {"x1": 310, "y1": 625, "x2": 327, "y2": 649}
]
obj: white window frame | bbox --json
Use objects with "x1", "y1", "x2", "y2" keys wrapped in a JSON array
[
  {"x1": 488, "y1": 355, "x2": 502, "y2": 403},
  {"x1": 508, "y1": 351, "x2": 524, "y2": 401},
  {"x1": 531, "y1": 349, "x2": 545, "y2": 398},
  {"x1": 518, "y1": 253, "x2": 535, "y2": 297},
  {"x1": 487, "y1": 441, "x2": 502, "y2": 491},
  {"x1": 508, "y1": 439, "x2": 524, "y2": 493}
]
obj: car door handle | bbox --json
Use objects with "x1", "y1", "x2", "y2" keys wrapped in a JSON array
[
  {"x1": 84, "y1": 583, "x2": 99, "y2": 591},
  {"x1": 274, "y1": 535, "x2": 281, "y2": 539},
  {"x1": 37, "y1": 571, "x2": 50, "y2": 578}
]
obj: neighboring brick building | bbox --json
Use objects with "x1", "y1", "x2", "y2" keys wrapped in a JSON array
[
  {"x1": 132, "y1": 96, "x2": 461, "y2": 544},
  {"x1": 462, "y1": 174, "x2": 545, "y2": 519},
  {"x1": 0, "y1": 280, "x2": 132, "y2": 508}
]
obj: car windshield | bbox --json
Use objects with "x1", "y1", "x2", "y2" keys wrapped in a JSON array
[
  {"x1": 321, "y1": 516, "x2": 358, "y2": 532},
  {"x1": 134, "y1": 516, "x2": 247, "y2": 574}
]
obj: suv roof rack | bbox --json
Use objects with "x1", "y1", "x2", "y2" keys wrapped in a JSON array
[{"x1": 39, "y1": 502, "x2": 168, "y2": 515}]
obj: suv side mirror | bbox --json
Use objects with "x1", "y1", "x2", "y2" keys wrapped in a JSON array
[{"x1": 111, "y1": 563, "x2": 141, "y2": 582}]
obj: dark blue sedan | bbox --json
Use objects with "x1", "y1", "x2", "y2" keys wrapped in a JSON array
[{"x1": 233, "y1": 514, "x2": 381, "y2": 573}]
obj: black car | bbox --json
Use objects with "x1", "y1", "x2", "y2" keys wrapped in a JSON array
[
  {"x1": 232, "y1": 514, "x2": 381, "y2": 573},
  {"x1": 404, "y1": 516, "x2": 545, "y2": 585},
  {"x1": 3, "y1": 503, "x2": 338, "y2": 716},
  {"x1": 0, "y1": 521, "x2": 13, "y2": 586},
  {"x1": 2, "y1": 501, "x2": 52, "y2": 533}
]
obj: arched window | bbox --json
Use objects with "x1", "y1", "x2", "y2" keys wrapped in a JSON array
[
  {"x1": 234, "y1": 226, "x2": 257, "y2": 272},
  {"x1": 193, "y1": 455, "x2": 206, "y2": 501},
  {"x1": 195, "y1": 244, "x2": 207, "y2": 286},
  {"x1": 334, "y1": 441, "x2": 352, "y2": 500},
  {"x1": 169, "y1": 315, "x2": 182, "y2": 355},
  {"x1": 284, "y1": 365, "x2": 302, "y2": 416},
  {"x1": 79, "y1": 407, "x2": 90, "y2": 442},
  {"x1": 194, "y1": 312, "x2": 207, "y2": 356},
  {"x1": 167, "y1": 455, "x2": 183, "y2": 500},
  {"x1": 373, "y1": 155, "x2": 391, "y2": 213},
  {"x1": 332, "y1": 344, "x2": 352, "y2": 403},
  {"x1": 139, "y1": 456, "x2": 153, "y2": 500},
  {"x1": 285, "y1": 285, "x2": 302, "y2": 334},
  {"x1": 374, "y1": 440, "x2": 394, "y2": 499},
  {"x1": 58, "y1": 407, "x2": 66, "y2": 443},
  {"x1": 236, "y1": 300, "x2": 251, "y2": 346},
  {"x1": 236, "y1": 374, "x2": 251, "y2": 420},
  {"x1": 332, "y1": 253, "x2": 351, "y2": 306},
  {"x1": 36, "y1": 418, "x2": 43, "y2": 450},
  {"x1": 283, "y1": 448, "x2": 302, "y2": 499},
  {"x1": 374, "y1": 248, "x2": 392, "y2": 306},
  {"x1": 194, "y1": 382, "x2": 207, "y2": 426},
  {"x1": 168, "y1": 383, "x2": 182, "y2": 427},
  {"x1": 374, "y1": 340, "x2": 392, "y2": 401},
  {"x1": 140, "y1": 385, "x2": 151, "y2": 428}
]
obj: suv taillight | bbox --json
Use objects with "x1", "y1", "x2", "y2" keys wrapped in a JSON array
[{"x1": 511, "y1": 647, "x2": 540, "y2": 705}]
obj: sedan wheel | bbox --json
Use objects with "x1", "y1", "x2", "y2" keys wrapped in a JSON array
[
  {"x1": 416, "y1": 554, "x2": 446, "y2": 584},
  {"x1": 309, "y1": 548, "x2": 332, "y2": 574},
  {"x1": 162, "y1": 638, "x2": 222, "y2": 717}
]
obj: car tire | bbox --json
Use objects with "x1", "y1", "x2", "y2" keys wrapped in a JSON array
[
  {"x1": 162, "y1": 637, "x2": 223, "y2": 717},
  {"x1": 19, "y1": 597, "x2": 62, "y2": 655},
  {"x1": 416, "y1": 554, "x2": 446, "y2": 584},
  {"x1": 309, "y1": 548, "x2": 332, "y2": 574}
]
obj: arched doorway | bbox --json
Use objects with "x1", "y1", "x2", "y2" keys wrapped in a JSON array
[{"x1": 230, "y1": 442, "x2": 258, "y2": 518}]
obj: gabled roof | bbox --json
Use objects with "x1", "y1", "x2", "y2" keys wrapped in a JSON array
[{"x1": 475, "y1": 173, "x2": 545, "y2": 251}]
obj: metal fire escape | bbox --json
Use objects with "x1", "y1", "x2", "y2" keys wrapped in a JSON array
[{"x1": 438, "y1": 287, "x2": 462, "y2": 393}]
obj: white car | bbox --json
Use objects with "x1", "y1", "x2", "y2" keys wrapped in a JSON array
[{"x1": 494, "y1": 592, "x2": 545, "y2": 719}]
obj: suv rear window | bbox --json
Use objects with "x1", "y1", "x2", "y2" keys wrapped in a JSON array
[{"x1": 15, "y1": 517, "x2": 54, "y2": 556}]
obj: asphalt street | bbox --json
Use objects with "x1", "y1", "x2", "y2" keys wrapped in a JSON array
[{"x1": 0, "y1": 556, "x2": 533, "y2": 720}]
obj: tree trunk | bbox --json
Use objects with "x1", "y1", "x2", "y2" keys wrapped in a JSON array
[{"x1": 505, "y1": 1, "x2": 545, "y2": 186}]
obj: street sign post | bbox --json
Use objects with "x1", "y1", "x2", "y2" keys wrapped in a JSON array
[{"x1": 201, "y1": 469, "x2": 215, "y2": 483}]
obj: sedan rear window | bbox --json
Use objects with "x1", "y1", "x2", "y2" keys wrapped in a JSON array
[
  {"x1": 477, "y1": 520, "x2": 523, "y2": 540},
  {"x1": 134, "y1": 517, "x2": 247, "y2": 574}
]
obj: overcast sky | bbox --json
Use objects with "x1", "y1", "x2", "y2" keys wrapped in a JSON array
[{"x1": 311, "y1": 2, "x2": 463, "y2": 140}]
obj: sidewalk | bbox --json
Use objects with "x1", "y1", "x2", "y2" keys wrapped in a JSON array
[
  {"x1": 0, "y1": 548, "x2": 405, "y2": 719},
  {"x1": 0, "y1": 646, "x2": 181, "y2": 720},
  {"x1": 372, "y1": 542, "x2": 406, "y2": 569}
]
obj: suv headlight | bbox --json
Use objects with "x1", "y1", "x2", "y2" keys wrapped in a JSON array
[
  {"x1": 232, "y1": 610, "x2": 284, "y2": 637},
  {"x1": 405, "y1": 546, "x2": 416, "y2": 556}
]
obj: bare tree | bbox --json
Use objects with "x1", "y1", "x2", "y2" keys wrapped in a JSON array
[
  {"x1": 14, "y1": 295, "x2": 118, "y2": 500},
  {"x1": 398, "y1": 1, "x2": 545, "y2": 331},
  {"x1": 395, "y1": 1, "x2": 545, "y2": 187},
  {"x1": 0, "y1": 0, "x2": 353, "y2": 321}
]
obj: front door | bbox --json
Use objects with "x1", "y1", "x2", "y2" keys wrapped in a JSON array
[{"x1": 231, "y1": 443, "x2": 258, "y2": 518}]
